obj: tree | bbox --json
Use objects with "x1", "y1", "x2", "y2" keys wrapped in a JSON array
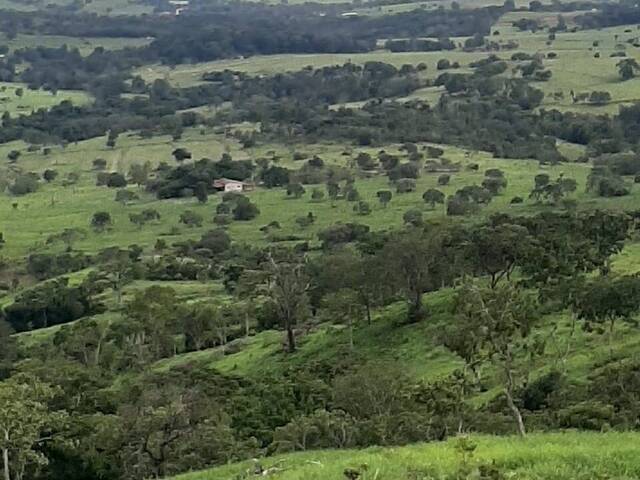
[
  {"x1": 529, "y1": 174, "x2": 575, "y2": 204},
  {"x1": 232, "y1": 197, "x2": 260, "y2": 221},
  {"x1": 92, "y1": 158, "x2": 107, "y2": 171},
  {"x1": 129, "y1": 162, "x2": 150, "y2": 187},
  {"x1": 0, "y1": 320, "x2": 16, "y2": 380},
  {"x1": 395, "y1": 178, "x2": 416, "y2": 193},
  {"x1": 115, "y1": 189, "x2": 139, "y2": 205},
  {"x1": 437, "y1": 174, "x2": 450, "y2": 186},
  {"x1": 466, "y1": 223, "x2": 534, "y2": 288},
  {"x1": 106, "y1": 173, "x2": 127, "y2": 188},
  {"x1": 321, "y1": 289, "x2": 364, "y2": 350},
  {"x1": 9, "y1": 174, "x2": 39, "y2": 196},
  {"x1": 353, "y1": 201, "x2": 371, "y2": 216},
  {"x1": 286, "y1": 183, "x2": 305, "y2": 199},
  {"x1": 42, "y1": 170, "x2": 58, "y2": 183},
  {"x1": 115, "y1": 286, "x2": 184, "y2": 366},
  {"x1": 617, "y1": 58, "x2": 640, "y2": 80},
  {"x1": 326, "y1": 181, "x2": 340, "y2": 206},
  {"x1": 403, "y1": 208, "x2": 423, "y2": 227},
  {"x1": 356, "y1": 152, "x2": 377, "y2": 170},
  {"x1": 172, "y1": 148, "x2": 192, "y2": 163},
  {"x1": 0, "y1": 374, "x2": 67, "y2": 480},
  {"x1": 101, "y1": 249, "x2": 136, "y2": 306},
  {"x1": 194, "y1": 182, "x2": 209, "y2": 204},
  {"x1": 572, "y1": 276, "x2": 640, "y2": 348},
  {"x1": 46, "y1": 227, "x2": 87, "y2": 251},
  {"x1": 376, "y1": 190, "x2": 392, "y2": 208},
  {"x1": 437, "y1": 59, "x2": 451, "y2": 70},
  {"x1": 481, "y1": 176, "x2": 507, "y2": 195},
  {"x1": 266, "y1": 255, "x2": 310, "y2": 353},
  {"x1": 311, "y1": 188, "x2": 325, "y2": 202},
  {"x1": 91, "y1": 212, "x2": 113, "y2": 232},
  {"x1": 180, "y1": 210, "x2": 203, "y2": 228},
  {"x1": 452, "y1": 280, "x2": 541, "y2": 437},
  {"x1": 422, "y1": 188, "x2": 445, "y2": 209},
  {"x1": 106, "y1": 130, "x2": 118, "y2": 148},
  {"x1": 344, "y1": 185, "x2": 360, "y2": 202},
  {"x1": 311, "y1": 250, "x2": 388, "y2": 326},
  {"x1": 382, "y1": 229, "x2": 452, "y2": 322}
]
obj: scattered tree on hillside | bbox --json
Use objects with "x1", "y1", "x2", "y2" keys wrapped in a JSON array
[
  {"x1": 423, "y1": 188, "x2": 445, "y2": 209},
  {"x1": 452, "y1": 280, "x2": 541, "y2": 437},
  {"x1": 266, "y1": 255, "x2": 310, "y2": 353},
  {"x1": 91, "y1": 211, "x2": 113, "y2": 232},
  {"x1": 172, "y1": 148, "x2": 192, "y2": 163},
  {"x1": 180, "y1": 210, "x2": 203, "y2": 228},
  {"x1": 0, "y1": 374, "x2": 67, "y2": 480},
  {"x1": 617, "y1": 58, "x2": 640, "y2": 80}
]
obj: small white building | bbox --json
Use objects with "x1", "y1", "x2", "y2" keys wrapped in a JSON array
[{"x1": 214, "y1": 178, "x2": 246, "y2": 193}]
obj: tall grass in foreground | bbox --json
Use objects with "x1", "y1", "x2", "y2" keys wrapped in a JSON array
[{"x1": 171, "y1": 432, "x2": 640, "y2": 479}]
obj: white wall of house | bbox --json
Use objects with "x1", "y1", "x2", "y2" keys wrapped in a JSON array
[{"x1": 224, "y1": 182, "x2": 244, "y2": 192}]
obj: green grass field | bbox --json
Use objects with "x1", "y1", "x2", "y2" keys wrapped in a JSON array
[
  {"x1": 135, "y1": 14, "x2": 640, "y2": 116},
  {"x1": 0, "y1": 82, "x2": 90, "y2": 116},
  {"x1": 170, "y1": 432, "x2": 640, "y2": 480},
  {"x1": 5, "y1": 123, "x2": 640, "y2": 264},
  {"x1": 0, "y1": 127, "x2": 611, "y2": 262}
]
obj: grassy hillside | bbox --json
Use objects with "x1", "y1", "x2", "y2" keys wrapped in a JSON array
[
  {"x1": 170, "y1": 432, "x2": 640, "y2": 480},
  {"x1": 0, "y1": 82, "x2": 90, "y2": 116}
]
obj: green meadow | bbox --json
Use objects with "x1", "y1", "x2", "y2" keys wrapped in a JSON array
[
  {"x1": 171, "y1": 432, "x2": 640, "y2": 480},
  {"x1": 0, "y1": 82, "x2": 90, "y2": 116},
  {"x1": 0, "y1": 125, "x2": 618, "y2": 263}
]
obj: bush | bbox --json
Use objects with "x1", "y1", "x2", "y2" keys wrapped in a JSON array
[
  {"x1": 403, "y1": 209, "x2": 423, "y2": 227},
  {"x1": 396, "y1": 178, "x2": 416, "y2": 193},
  {"x1": 353, "y1": 201, "x2": 371, "y2": 216},
  {"x1": 91, "y1": 211, "x2": 113, "y2": 231},
  {"x1": 437, "y1": 174, "x2": 450, "y2": 186},
  {"x1": 180, "y1": 210, "x2": 204, "y2": 227},
  {"x1": 233, "y1": 197, "x2": 260, "y2": 221},
  {"x1": 318, "y1": 223, "x2": 370, "y2": 248},
  {"x1": 106, "y1": 172, "x2": 127, "y2": 188},
  {"x1": 10, "y1": 173, "x2": 39, "y2": 195}
]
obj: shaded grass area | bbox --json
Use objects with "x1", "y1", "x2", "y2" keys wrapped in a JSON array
[{"x1": 170, "y1": 431, "x2": 640, "y2": 480}]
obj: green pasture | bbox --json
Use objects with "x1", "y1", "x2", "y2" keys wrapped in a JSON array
[
  {"x1": 0, "y1": 82, "x2": 90, "y2": 116},
  {"x1": 6, "y1": 126, "x2": 640, "y2": 264},
  {"x1": 171, "y1": 432, "x2": 640, "y2": 480}
]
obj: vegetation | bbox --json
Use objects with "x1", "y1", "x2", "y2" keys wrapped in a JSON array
[{"x1": 3, "y1": 0, "x2": 640, "y2": 479}]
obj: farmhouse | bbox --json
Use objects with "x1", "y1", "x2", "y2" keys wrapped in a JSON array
[{"x1": 213, "y1": 178, "x2": 254, "y2": 192}]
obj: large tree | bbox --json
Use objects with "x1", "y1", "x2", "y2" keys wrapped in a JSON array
[
  {"x1": 0, "y1": 375, "x2": 67, "y2": 480},
  {"x1": 382, "y1": 228, "x2": 454, "y2": 322},
  {"x1": 0, "y1": 321, "x2": 16, "y2": 380},
  {"x1": 266, "y1": 254, "x2": 310, "y2": 353},
  {"x1": 451, "y1": 280, "x2": 541, "y2": 437}
]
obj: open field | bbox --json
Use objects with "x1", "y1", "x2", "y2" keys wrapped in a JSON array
[
  {"x1": 0, "y1": 81, "x2": 90, "y2": 115},
  {"x1": 171, "y1": 432, "x2": 640, "y2": 480},
  {"x1": 137, "y1": 51, "x2": 484, "y2": 86},
  {"x1": 136, "y1": 19, "x2": 640, "y2": 115},
  {"x1": 0, "y1": 129, "x2": 611, "y2": 263}
]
